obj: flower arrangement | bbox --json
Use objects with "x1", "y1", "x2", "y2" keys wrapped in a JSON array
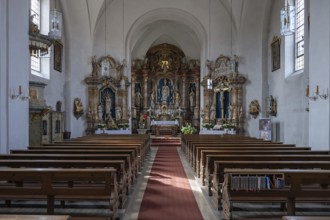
[
  {"x1": 97, "y1": 123, "x2": 106, "y2": 129},
  {"x1": 138, "y1": 113, "x2": 148, "y2": 129},
  {"x1": 118, "y1": 123, "x2": 129, "y2": 129},
  {"x1": 181, "y1": 123, "x2": 197, "y2": 135},
  {"x1": 108, "y1": 123, "x2": 119, "y2": 130},
  {"x1": 203, "y1": 123, "x2": 214, "y2": 130}
]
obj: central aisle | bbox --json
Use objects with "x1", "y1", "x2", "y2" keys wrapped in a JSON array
[{"x1": 137, "y1": 147, "x2": 203, "y2": 220}]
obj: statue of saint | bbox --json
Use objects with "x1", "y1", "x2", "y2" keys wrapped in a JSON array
[
  {"x1": 105, "y1": 95, "x2": 112, "y2": 116},
  {"x1": 189, "y1": 89, "x2": 196, "y2": 109},
  {"x1": 150, "y1": 91, "x2": 155, "y2": 108},
  {"x1": 74, "y1": 98, "x2": 83, "y2": 114},
  {"x1": 174, "y1": 90, "x2": 181, "y2": 108},
  {"x1": 161, "y1": 79, "x2": 170, "y2": 102},
  {"x1": 91, "y1": 56, "x2": 100, "y2": 77},
  {"x1": 115, "y1": 106, "x2": 122, "y2": 121},
  {"x1": 135, "y1": 88, "x2": 143, "y2": 107},
  {"x1": 210, "y1": 105, "x2": 216, "y2": 121},
  {"x1": 98, "y1": 104, "x2": 103, "y2": 122}
]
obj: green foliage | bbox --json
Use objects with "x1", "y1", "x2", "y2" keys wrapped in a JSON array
[
  {"x1": 181, "y1": 123, "x2": 197, "y2": 135},
  {"x1": 203, "y1": 123, "x2": 214, "y2": 130},
  {"x1": 97, "y1": 123, "x2": 106, "y2": 129}
]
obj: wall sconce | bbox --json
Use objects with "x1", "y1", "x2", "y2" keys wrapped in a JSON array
[
  {"x1": 10, "y1": 86, "x2": 29, "y2": 101},
  {"x1": 306, "y1": 85, "x2": 318, "y2": 101},
  {"x1": 319, "y1": 88, "x2": 329, "y2": 100}
]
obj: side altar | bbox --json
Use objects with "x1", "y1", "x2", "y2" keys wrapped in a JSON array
[{"x1": 84, "y1": 55, "x2": 130, "y2": 134}]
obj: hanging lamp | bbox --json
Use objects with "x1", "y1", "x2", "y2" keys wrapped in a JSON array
[
  {"x1": 280, "y1": 0, "x2": 295, "y2": 36},
  {"x1": 49, "y1": 0, "x2": 62, "y2": 39}
]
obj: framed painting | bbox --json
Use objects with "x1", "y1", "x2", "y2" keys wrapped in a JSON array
[
  {"x1": 54, "y1": 40, "x2": 63, "y2": 72},
  {"x1": 271, "y1": 36, "x2": 281, "y2": 72}
]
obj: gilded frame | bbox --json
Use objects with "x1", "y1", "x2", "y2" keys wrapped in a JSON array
[
  {"x1": 54, "y1": 40, "x2": 63, "y2": 72},
  {"x1": 271, "y1": 36, "x2": 281, "y2": 72}
]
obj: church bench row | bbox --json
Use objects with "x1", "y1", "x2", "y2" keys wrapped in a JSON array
[
  {"x1": 0, "y1": 168, "x2": 118, "y2": 220},
  {"x1": 0, "y1": 158, "x2": 128, "y2": 208},
  {"x1": 204, "y1": 154, "x2": 330, "y2": 189},
  {"x1": 221, "y1": 169, "x2": 330, "y2": 220},
  {"x1": 181, "y1": 134, "x2": 267, "y2": 155},
  {"x1": 29, "y1": 144, "x2": 145, "y2": 172},
  {"x1": 211, "y1": 160, "x2": 330, "y2": 209},
  {"x1": 0, "y1": 215, "x2": 71, "y2": 220},
  {"x1": 192, "y1": 145, "x2": 311, "y2": 174},
  {"x1": 187, "y1": 142, "x2": 298, "y2": 167},
  {"x1": 5, "y1": 152, "x2": 135, "y2": 183},
  {"x1": 0, "y1": 135, "x2": 150, "y2": 218},
  {"x1": 283, "y1": 217, "x2": 330, "y2": 220},
  {"x1": 198, "y1": 149, "x2": 330, "y2": 182}
]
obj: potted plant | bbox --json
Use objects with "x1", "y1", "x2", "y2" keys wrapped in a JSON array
[{"x1": 181, "y1": 123, "x2": 197, "y2": 135}]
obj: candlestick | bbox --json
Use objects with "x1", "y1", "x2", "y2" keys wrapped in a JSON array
[
  {"x1": 19, "y1": 85, "x2": 22, "y2": 95},
  {"x1": 316, "y1": 85, "x2": 319, "y2": 95}
]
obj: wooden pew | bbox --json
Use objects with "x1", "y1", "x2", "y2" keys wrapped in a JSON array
[
  {"x1": 10, "y1": 149, "x2": 138, "y2": 185},
  {"x1": 211, "y1": 160, "x2": 330, "y2": 208},
  {"x1": 0, "y1": 159, "x2": 128, "y2": 208},
  {"x1": 194, "y1": 146, "x2": 313, "y2": 174},
  {"x1": 0, "y1": 215, "x2": 71, "y2": 220},
  {"x1": 204, "y1": 154, "x2": 330, "y2": 195},
  {"x1": 187, "y1": 142, "x2": 298, "y2": 166},
  {"x1": 181, "y1": 134, "x2": 265, "y2": 154},
  {"x1": 28, "y1": 144, "x2": 144, "y2": 172},
  {"x1": 0, "y1": 168, "x2": 118, "y2": 220},
  {"x1": 283, "y1": 217, "x2": 330, "y2": 220},
  {"x1": 221, "y1": 169, "x2": 330, "y2": 220},
  {"x1": 198, "y1": 149, "x2": 329, "y2": 181}
]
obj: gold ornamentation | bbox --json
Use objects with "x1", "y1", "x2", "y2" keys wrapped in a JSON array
[{"x1": 249, "y1": 99, "x2": 260, "y2": 119}]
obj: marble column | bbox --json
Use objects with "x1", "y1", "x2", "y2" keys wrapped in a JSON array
[
  {"x1": 195, "y1": 75, "x2": 200, "y2": 109},
  {"x1": 182, "y1": 71, "x2": 187, "y2": 109},
  {"x1": 131, "y1": 75, "x2": 136, "y2": 108},
  {"x1": 143, "y1": 70, "x2": 148, "y2": 109}
]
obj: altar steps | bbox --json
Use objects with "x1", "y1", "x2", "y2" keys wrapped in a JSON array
[{"x1": 151, "y1": 136, "x2": 181, "y2": 147}]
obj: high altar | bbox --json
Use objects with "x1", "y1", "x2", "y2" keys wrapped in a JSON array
[
  {"x1": 131, "y1": 43, "x2": 200, "y2": 133},
  {"x1": 84, "y1": 43, "x2": 246, "y2": 134}
]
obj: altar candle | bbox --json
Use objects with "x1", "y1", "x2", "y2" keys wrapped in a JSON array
[
  {"x1": 306, "y1": 85, "x2": 309, "y2": 97},
  {"x1": 316, "y1": 85, "x2": 319, "y2": 95}
]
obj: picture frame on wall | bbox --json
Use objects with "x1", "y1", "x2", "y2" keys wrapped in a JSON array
[
  {"x1": 258, "y1": 118, "x2": 272, "y2": 141},
  {"x1": 54, "y1": 40, "x2": 63, "y2": 72},
  {"x1": 271, "y1": 36, "x2": 281, "y2": 72}
]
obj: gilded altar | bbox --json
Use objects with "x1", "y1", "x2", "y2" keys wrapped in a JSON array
[
  {"x1": 131, "y1": 43, "x2": 201, "y2": 132},
  {"x1": 84, "y1": 55, "x2": 130, "y2": 134},
  {"x1": 202, "y1": 55, "x2": 246, "y2": 133}
]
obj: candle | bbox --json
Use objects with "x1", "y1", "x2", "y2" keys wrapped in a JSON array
[
  {"x1": 316, "y1": 85, "x2": 319, "y2": 95},
  {"x1": 19, "y1": 85, "x2": 22, "y2": 95},
  {"x1": 306, "y1": 85, "x2": 309, "y2": 97}
]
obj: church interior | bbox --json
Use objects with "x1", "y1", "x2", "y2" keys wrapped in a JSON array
[{"x1": 1, "y1": 0, "x2": 330, "y2": 219}]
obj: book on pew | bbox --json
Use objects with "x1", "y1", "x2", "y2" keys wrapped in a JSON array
[{"x1": 276, "y1": 177, "x2": 284, "y2": 189}]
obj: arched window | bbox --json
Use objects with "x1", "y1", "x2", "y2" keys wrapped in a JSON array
[
  {"x1": 30, "y1": 0, "x2": 50, "y2": 79},
  {"x1": 294, "y1": 0, "x2": 304, "y2": 71},
  {"x1": 283, "y1": 0, "x2": 305, "y2": 78}
]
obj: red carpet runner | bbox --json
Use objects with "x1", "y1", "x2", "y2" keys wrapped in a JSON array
[{"x1": 138, "y1": 147, "x2": 203, "y2": 220}]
